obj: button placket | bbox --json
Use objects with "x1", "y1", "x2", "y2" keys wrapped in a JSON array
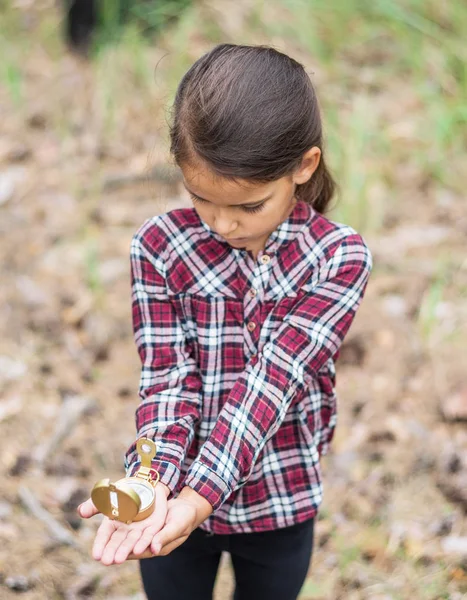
[
  {"x1": 243, "y1": 255, "x2": 270, "y2": 362},
  {"x1": 244, "y1": 288, "x2": 260, "y2": 359}
]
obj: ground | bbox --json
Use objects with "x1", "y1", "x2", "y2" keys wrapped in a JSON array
[{"x1": 0, "y1": 1, "x2": 466, "y2": 599}]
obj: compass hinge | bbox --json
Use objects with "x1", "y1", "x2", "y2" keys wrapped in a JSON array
[{"x1": 135, "y1": 466, "x2": 152, "y2": 481}]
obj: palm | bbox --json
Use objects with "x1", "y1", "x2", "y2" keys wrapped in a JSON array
[{"x1": 78, "y1": 483, "x2": 169, "y2": 565}]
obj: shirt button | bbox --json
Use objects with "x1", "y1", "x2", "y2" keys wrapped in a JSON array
[
  {"x1": 247, "y1": 322, "x2": 256, "y2": 332},
  {"x1": 249, "y1": 288, "x2": 257, "y2": 297},
  {"x1": 260, "y1": 255, "x2": 270, "y2": 264}
]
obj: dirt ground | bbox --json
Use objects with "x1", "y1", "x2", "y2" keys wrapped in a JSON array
[{"x1": 1, "y1": 4, "x2": 467, "y2": 600}]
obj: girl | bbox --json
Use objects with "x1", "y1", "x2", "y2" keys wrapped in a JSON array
[{"x1": 78, "y1": 43, "x2": 372, "y2": 599}]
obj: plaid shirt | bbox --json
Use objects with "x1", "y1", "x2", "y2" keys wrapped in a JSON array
[{"x1": 124, "y1": 200, "x2": 372, "y2": 534}]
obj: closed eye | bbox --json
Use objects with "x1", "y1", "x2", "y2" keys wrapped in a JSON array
[{"x1": 189, "y1": 194, "x2": 266, "y2": 214}]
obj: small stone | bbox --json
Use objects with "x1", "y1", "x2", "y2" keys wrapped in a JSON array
[
  {"x1": 437, "y1": 474, "x2": 467, "y2": 512},
  {"x1": 5, "y1": 575, "x2": 33, "y2": 591},
  {"x1": 367, "y1": 429, "x2": 396, "y2": 443},
  {"x1": 432, "y1": 514, "x2": 456, "y2": 537},
  {"x1": 440, "y1": 386, "x2": 467, "y2": 422},
  {"x1": 117, "y1": 386, "x2": 132, "y2": 399},
  {"x1": 0, "y1": 522, "x2": 18, "y2": 539},
  {"x1": 61, "y1": 487, "x2": 88, "y2": 514},
  {"x1": 8, "y1": 144, "x2": 31, "y2": 162},
  {"x1": 382, "y1": 294, "x2": 407, "y2": 318},
  {"x1": 0, "y1": 500, "x2": 12, "y2": 519},
  {"x1": 445, "y1": 453, "x2": 463, "y2": 474},
  {"x1": 0, "y1": 166, "x2": 26, "y2": 205},
  {"x1": 338, "y1": 335, "x2": 366, "y2": 366},
  {"x1": 0, "y1": 355, "x2": 27, "y2": 382},
  {"x1": 9, "y1": 454, "x2": 31, "y2": 477},
  {"x1": 442, "y1": 536, "x2": 467, "y2": 556},
  {"x1": 27, "y1": 111, "x2": 47, "y2": 129}
]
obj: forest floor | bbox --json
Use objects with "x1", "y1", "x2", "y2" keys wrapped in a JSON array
[{"x1": 1, "y1": 1, "x2": 466, "y2": 599}]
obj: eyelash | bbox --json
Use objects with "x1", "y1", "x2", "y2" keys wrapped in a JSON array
[{"x1": 189, "y1": 194, "x2": 265, "y2": 214}]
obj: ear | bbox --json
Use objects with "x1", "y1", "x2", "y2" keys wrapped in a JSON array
[{"x1": 292, "y1": 147, "x2": 321, "y2": 185}]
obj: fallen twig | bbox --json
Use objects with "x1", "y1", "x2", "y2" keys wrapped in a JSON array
[
  {"x1": 18, "y1": 485, "x2": 81, "y2": 549},
  {"x1": 35, "y1": 394, "x2": 96, "y2": 468}
]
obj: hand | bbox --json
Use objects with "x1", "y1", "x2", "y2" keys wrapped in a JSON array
[
  {"x1": 77, "y1": 482, "x2": 170, "y2": 565},
  {"x1": 150, "y1": 486, "x2": 213, "y2": 557}
]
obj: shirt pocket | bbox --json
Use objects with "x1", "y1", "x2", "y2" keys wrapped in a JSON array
[
  {"x1": 166, "y1": 254, "x2": 239, "y2": 298},
  {"x1": 264, "y1": 254, "x2": 322, "y2": 303}
]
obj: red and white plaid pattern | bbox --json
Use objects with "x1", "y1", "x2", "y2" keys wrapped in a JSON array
[{"x1": 124, "y1": 201, "x2": 372, "y2": 533}]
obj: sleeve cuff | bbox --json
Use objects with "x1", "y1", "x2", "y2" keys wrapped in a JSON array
[
  {"x1": 125, "y1": 459, "x2": 181, "y2": 499},
  {"x1": 183, "y1": 461, "x2": 233, "y2": 511}
]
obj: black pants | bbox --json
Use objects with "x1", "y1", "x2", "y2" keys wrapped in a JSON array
[{"x1": 139, "y1": 517, "x2": 314, "y2": 600}]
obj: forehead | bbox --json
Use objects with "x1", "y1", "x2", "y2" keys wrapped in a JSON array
[{"x1": 181, "y1": 162, "x2": 276, "y2": 205}]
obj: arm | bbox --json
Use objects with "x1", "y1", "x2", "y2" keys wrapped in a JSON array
[
  {"x1": 124, "y1": 228, "x2": 203, "y2": 498},
  {"x1": 182, "y1": 234, "x2": 372, "y2": 511}
]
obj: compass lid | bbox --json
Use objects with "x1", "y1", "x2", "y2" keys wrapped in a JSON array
[{"x1": 91, "y1": 478, "x2": 141, "y2": 523}]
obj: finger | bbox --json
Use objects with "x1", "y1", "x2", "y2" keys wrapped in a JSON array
[
  {"x1": 100, "y1": 526, "x2": 134, "y2": 566},
  {"x1": 133, "y1": 526, "x2": 160, "y2": 556},
  {"x1": 113, "y1": 528, "x2": 145, "y2": 564},
  {"x1": 128, "y1": 548, "x2": 155, "y2": 560},
  {"x1": 132, "y1": 488, "x2": 169, "y2": 556},
  {"x1": 77, "y1": 498, "x2": 99, "y2": 518},
  {"x1": 92, "y1": 518, "x2": 118, "y2": 561},
  {"x1": 156, "y1": 535, "x2": 188, "y2": 556},
  {"x1": 150, "y1": 518, "x2": 183, "y2": 554},
  {"x1": 152, "y1": 484, "x2": 169, "y2": 531}
]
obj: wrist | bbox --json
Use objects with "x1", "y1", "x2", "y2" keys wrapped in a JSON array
[
  {"x1": 158, "y1": 482, "x2": 171, "y2": 498},
  {"x1": 178, "y1": 485, "x2": 213, "y2": 525}
]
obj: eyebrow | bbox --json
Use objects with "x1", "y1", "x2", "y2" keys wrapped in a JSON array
[{"x1": 183, "y1": 184, "x2": 272, "y2": 206}]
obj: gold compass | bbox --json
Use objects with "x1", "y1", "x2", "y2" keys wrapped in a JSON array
[{"x1": 91, "y1": 438, "x2": 160, "y2": 524}]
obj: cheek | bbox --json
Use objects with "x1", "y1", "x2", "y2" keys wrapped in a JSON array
[
  {"x1": 192, "y1": 204, "x2": 209, "y2": 220},
  {"x1": 256, "y1": 206, "x2": 280, "y2": 226}
]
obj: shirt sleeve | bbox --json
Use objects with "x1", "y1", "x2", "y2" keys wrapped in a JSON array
[
  {"x1": 183, "y1": 233, "x2": 372, "y2": 511},
  {"x1": 123, "y1": 229, "x2": 203, "y2": 497}
]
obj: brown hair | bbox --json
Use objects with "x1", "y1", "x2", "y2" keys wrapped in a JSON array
[{"x1": 169, "y1": 44, "x2": 336, "y2": 214}]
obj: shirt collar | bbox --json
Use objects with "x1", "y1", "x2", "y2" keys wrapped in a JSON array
[{"x1": 198, "y1": 200, "x2": 314, "y2": 254}]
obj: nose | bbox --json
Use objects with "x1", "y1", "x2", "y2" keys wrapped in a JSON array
[{"x1": 213, "y1": 214, "x2": 238, "y2": 237}]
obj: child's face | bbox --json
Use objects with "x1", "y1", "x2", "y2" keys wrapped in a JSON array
[{"x1": 180, "y1": 151, "x2": 319, "y2": 255}]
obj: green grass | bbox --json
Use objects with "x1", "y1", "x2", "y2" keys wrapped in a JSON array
[
  {"x1": 417, "y1": 263, "x2": 448, "y2": 346},
  {"x1": 0, "y1": 7, "x2": 25, "y2": 107},
  {"x1": 84, "y1": 237, "x2": 103, "y2": 296},
  {"x1": 299, "y1": 576, "x2": 335, "y2": 598},
  {"x1": 417, "y1": 253, "x2": 466, "y2": 350},
  {"x1": 247, "y1": 0, "x2": 466, "y2": 232},
  {"x1": 3, "y1": 0, "x2": 464, "y2": 235},
  {"x1": 325, "y1": 94, "x2": 386, "y2": 232}
]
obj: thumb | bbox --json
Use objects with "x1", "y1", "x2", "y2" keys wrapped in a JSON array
[
  {"x1": 151, "y1": 513, "x2": 183, "y2": 553},
  {"x1": 77, "y1": 497, "x2": 100, "y2": 518}
]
